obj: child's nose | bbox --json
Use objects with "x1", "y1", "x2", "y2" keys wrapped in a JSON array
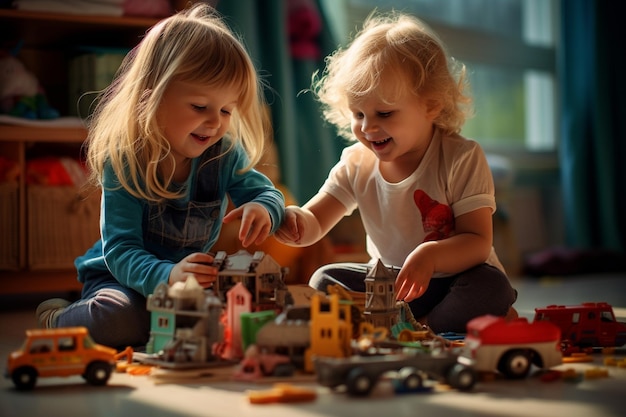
[
  {"x1": 204, "y1": 111, "x2": 220, "y2": 128},
  {"x1": 361, "y1": 117, "x2": 378, "y2": 133}
]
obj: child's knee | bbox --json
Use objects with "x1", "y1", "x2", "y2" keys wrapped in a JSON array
[
  {"x1": 308, "y1": 267, "x2": 332, "y2": 291},
  {"x1": 308, "y1": 265, "x2": 357, "y2": 292},
  {"x1": 88, "y1": 290, "x2": 150, "y2": 348},
  {"x1": 457, "y1": 264, "x2": 516, "y2": 300}
]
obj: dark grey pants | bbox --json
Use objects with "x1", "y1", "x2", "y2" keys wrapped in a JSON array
[
  {"x1": 56, "y1": 270, "x2": 151, "y2": 350},
  {"x1": 309, "y1": 262, "x2": 517, "y2": 334}
]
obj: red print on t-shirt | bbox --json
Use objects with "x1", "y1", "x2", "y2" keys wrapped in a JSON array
[{"x1": 413, "y1": 189, "x2": 454, "y2": 242}]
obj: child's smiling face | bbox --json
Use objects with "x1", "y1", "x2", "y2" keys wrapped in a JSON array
[
  {"x1": 348, "y1": 74, "x2": 440, "y2": 176},
  {"x1": 157, "y1": 80, "x2": 239, "y2": 165}
]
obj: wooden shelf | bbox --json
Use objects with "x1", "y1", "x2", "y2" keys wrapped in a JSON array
[
  {"x1": 0, "y1": 8, "x2": 160, "y2": 27},
  {"x1": 0, "y1": 8, "x2": 160, "y2": 51},
  {"x1": 0, "y1": 124, "x2": 87, "y2": 143},
  {"x1": 0, "y1": 270, "x2": 83, "y2": 295},
  {"x1": 0, "y1": 9, "x2": 157, "y2": 295}
]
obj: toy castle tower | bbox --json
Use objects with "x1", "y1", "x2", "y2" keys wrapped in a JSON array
[{"x1": 364, "y1": 259, "x2": 401, "y2": 329}]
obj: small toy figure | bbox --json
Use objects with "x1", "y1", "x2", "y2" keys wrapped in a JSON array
[{"x1": 0, "y1": 50, "x2": 59, "y2": 120}]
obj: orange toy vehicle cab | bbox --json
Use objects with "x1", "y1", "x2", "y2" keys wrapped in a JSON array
[{"x1": 5, "y1": 327, "x2": 117, "y2": 390}]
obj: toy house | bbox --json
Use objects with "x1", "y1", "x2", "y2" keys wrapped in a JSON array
[
  {"x1": 212, "y1": 250, "x2": 292, "y2": 310},
  {"x1": 222, "y1": 282, "x2": 252, "y2": 360},
  {"x1": 146, "y1": 276, "x2": 224, "y2": 367},
  {"x1": 305, "y1": 293, "x2": 353, "y2": 372},
  {"x1": 364, "y1": 260, "x2": 401, "y2": 330}
]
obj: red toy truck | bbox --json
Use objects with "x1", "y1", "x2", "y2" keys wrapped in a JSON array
[
  {"x1": 534, "y1": 302, "x2": 626, "y2": 348},
  {"x1": 462, "y1": 315, "x2": 562, "y2": 378}
]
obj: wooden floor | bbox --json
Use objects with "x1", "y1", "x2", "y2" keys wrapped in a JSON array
[{"x1": 1, "y1": 273, "x2": 625, "y2": 417}]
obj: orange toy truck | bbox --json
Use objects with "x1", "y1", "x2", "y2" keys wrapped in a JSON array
[{"x1": 5, "y1": 327, "x2": 117, "y2": 390}]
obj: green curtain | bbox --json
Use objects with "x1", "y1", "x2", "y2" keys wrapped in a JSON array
[
  {"x1": 217, "y1": 0, "x2": 344, "y2": 203},
  {"x1": 559, "y1": 0, "x2": 626, "y2": 252}
]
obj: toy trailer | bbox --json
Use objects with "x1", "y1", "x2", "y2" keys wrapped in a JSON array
[
  {"x1": 313, "y1": 350, "x2": 476, "y2": 396},
  {"x1": 462, "y1": 315, "x2": 562, "y2": 379},
  {"x1": 534, "y1": 302, "x2": 626, "y2": 348}
]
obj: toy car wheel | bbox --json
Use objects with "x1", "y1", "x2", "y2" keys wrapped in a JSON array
[
  {"x1": 346, "y1": 368, "x2": 374, "y2": 396},
  {"x1": 397, "y1": 367, "x2": 423, "y2": 392},
  {"x1": 499, "y1": 349, "x2": 531, "y2": 379},
  {"x1": 84, "y1": 361, "x2": 113, "y2": 386},
  {"x1": 11, "y1": 366, "x2": 38, "y2": 390},
  {"x1": 447, "y1": 363, "x2": 477, "y2": 391}
]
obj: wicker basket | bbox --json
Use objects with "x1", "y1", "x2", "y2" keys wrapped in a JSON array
[
  {"x1": 0, "y1": 182, "x2": 19, "y2": 270},
  {"x1": 27, "y1": 185, "x2": 101, "y2": 270}
]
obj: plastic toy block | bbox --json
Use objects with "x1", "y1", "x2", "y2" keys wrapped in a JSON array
[
  {"x1": 560, "y1": 368, "x2": 583, "y2": 383},
  {"x1": 562, "y1": 353, "x2": 593, "y2": 363},
  {"x1": 584, "y1": 367, "x2": 609, "y2": 379},
  {"x1": 607, "y1": 356, "x2": 626, "y2": 368},
  {"x1": 246, "y1": 383, "x2": 317, "y2": 404},
  {"x1": 240, "y1": 310, "x2": 277, "y2": 351}
]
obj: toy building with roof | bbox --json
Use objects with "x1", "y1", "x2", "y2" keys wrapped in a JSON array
[
  {"x1": 145, "y1": 250, "x2": 293, "y2": 366},
  {"x1": 146, "y1": 276, "x2": 224, "y2": 366},
  {"x1": 364, "y1": 260, "x2": 401, "y2": 329},
  {"x1": 212, "y1": 250, "x2": 292, "y2": 309}
]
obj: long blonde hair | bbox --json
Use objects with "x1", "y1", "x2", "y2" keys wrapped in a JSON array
[
  {"x1": 85, "y1": 3, "x2": 268, "y2": 201},
  {"x1": 312, "y1": 11, "x2": 472, "y2": 140}
]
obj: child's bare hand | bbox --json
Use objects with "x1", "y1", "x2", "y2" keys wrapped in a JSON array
[
  {"x1": 169, "y1": 252, "x2": 218, "y2": 288},
  {"x1": 222, "y1": 202, "x2": 272, "y2": 247},
  {"x1": 395, "y1": 251, "x2": 435, "y2": 302},
  {"x1": 274, "y1": 206, "x2": 303, "y2": 244}
]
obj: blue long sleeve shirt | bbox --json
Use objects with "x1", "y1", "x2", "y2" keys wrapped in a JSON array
[{"x1": 75, "y1": 139, "x2": 285, "y2": 297}]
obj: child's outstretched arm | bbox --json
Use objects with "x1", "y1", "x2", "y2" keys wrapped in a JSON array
[
  {"x1": 222, "y1": 202, "x2": 273, "y2": 248},
  {"x1": 275, "y1": 192, "x2": 346, "y2": 247},
  {"x1": 395, "y1": 207, "x2": 494, "y2": 302}
]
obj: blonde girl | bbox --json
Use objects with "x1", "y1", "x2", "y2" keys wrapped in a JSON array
[
  {"x1": 37, "y1": 3, "x2": 285, "y2": 348},
  {"x1": 277, "y1": 11, "x2": 517, "y2": 333}
]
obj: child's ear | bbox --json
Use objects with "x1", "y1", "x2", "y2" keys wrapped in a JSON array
[{"x1": 425, "y1": 99, "x2": 443, "y2": 119}]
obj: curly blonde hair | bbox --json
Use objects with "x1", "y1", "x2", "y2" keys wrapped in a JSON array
[
  {"x1": 85, "y1": 3, "x2": 268, "y2": 201},
  {"x1": 312, "y1": 11, "x2": 472, "y2": 141}
]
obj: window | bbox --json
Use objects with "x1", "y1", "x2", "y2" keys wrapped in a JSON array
[
  {"x1": 29, "y1": 340, "x2": 53, "y2": 354},
  {"x1": 601, "y1": 311, "x2": 613, "y2": 323},
  {"x1": 58, "y1": 336, "x2": 77, "y2": 352},
  {"x1": 320, "y1": 0, "x2": 558, "y2": 153},
  {"x1": 158, "y1": 316, "x2": 170, "y2": 328}
]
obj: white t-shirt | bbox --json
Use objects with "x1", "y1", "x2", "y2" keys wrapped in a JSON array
[{"x1": 320, "y1": 128, "x2": 505, "y2": 275}]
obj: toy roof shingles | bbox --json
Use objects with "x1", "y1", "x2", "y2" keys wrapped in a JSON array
[{"x1": 217, "y1": 250, "x2": 281, "y2": 275}]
